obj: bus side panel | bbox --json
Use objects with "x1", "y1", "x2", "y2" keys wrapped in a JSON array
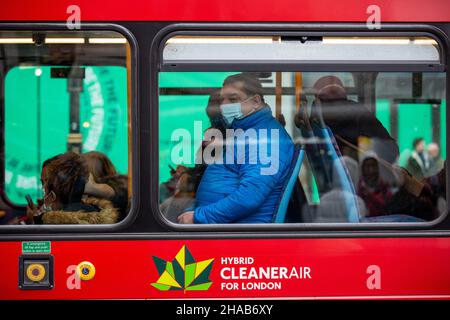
[
  {"x1": 1, "y1": 0, "x2": 450, "y2": 22},
  {"x1": 1, "y1": 238, "x2": 449, "y2": 299}
]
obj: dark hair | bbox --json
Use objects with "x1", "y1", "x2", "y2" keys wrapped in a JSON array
[
  {"x1": 177, "y1": 172, "x2": 197, "y2": 193},
  {"x1": 207, "y1": 91, "x2": 221, "y2": 109},
  {"x1": 98, "y1": 174, "x2": 128, "y2": 195},
  {"x1": 42, "y1": 154, "x2": 62, "y2": 169},
  {"x1": 413, "y1": 138, "x2": 424, "y2": 149},
  {"x1": 223, "y1": 73, "x2": 265, "y2": 103},
  {"x1": 205, "y1": 91, "x2": 221, "y2": 118},
  {"x1": 45, "y1": 152, "x2": 88, "y2": 205},
  {"x1": 180, "y1": 166, "x2": 205, "y2": 194},
  {"x1": 99, "y1": 174, "x2": 129, "y2": 220},
  {"x1": 81, "y1": 151, "x2": 117, "y2": 183}
]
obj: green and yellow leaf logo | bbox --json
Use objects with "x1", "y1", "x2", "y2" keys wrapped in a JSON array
[{"x1": 151, "y1": 245, "x2": 214, "y2": 292}]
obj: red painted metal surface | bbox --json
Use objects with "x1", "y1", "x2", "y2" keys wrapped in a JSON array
[
  {"x1": 1, "y1": 238, "x2": 450, "y2": 299},
  {"x1": 1, "y1": 0, "x2": 450, "y2": 302},
  {"x1": 0, "y1": 0, "x2": 449, "y2": 22}
]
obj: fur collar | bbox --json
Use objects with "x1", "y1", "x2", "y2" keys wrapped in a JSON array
[{"x1": 42, "y1": 197, "x2": 119, "y2": 224}]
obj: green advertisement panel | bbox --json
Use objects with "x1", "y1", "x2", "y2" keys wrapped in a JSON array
[
  {"x1": 158, "y1": 72, "x2": 237, "y2": 184},
  {"x1": 5, "y1": 66, "x2": 128, "y2": 204}
]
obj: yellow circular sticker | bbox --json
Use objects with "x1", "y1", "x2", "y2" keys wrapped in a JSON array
[
  {"x1": 26, "y1": 263, "x2": 46, "y2": 282},
  {"x1": 76, "y1": 261, "x2": 96, "y2": 281}
]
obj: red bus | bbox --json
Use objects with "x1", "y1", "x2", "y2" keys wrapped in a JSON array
[{"x1": 0, "y1": 0, "x2": 450, "y2": 300}]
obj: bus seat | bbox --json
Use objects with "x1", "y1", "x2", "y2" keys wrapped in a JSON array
[
  {"x1": 273, "y1": 145, "x2": 305, "y2": 223},
  {"x1": 312, "y1": 125, "x2": 360, "y2": 223}
]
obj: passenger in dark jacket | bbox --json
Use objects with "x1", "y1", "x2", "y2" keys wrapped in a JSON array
[
  {"x1": 405, "y1": 138, "x2": 430, "y2": 180},
  {"x1": 310, "y1": 76, "x2": 399, "y2": 164},
  {"x1": 294, "y1": 75, "x2": 400, "y2": 197},
  {"x1": 177, "y1": 74, "x2": 294, "y2": 224}
]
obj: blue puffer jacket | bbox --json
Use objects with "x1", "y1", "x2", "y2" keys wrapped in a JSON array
[{"x1": 194, "y1": 106, "x2": 294, "y2": 224}]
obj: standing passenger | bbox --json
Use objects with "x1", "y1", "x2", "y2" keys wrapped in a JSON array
[
  {"x1": 427, "y1": 142, "x2": 444, "y2": 177},
  {"x1": 405, "y1": 138, "x2": 430, "y2": 180}
]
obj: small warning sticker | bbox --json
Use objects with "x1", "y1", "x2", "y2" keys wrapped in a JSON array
[{"x1": 22, "y1": 241, "x2": 51, "y2": 254}]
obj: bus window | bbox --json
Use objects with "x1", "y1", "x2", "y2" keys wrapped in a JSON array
[
  {"x1": 158, "y1": 35, "x2": 446, "y2": 226},
  {"x1": 0, "y1": 30, "x2": 132, "y2": 226}
]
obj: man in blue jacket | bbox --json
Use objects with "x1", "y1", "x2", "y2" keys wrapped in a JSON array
[{"x1": 177, "y1": 73, "x2": 294, "y2": 224}]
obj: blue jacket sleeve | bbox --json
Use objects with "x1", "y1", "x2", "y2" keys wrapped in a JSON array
[{"x1": 194, "y1": 162, "x2": 278, "y2": 224}]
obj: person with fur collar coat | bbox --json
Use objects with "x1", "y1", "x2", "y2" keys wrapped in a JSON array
[
  {"x1": 27, "y1": 152, "x2": 119, "y2": 225},
  {"x1": 41, "y1": 196, "x2": 119, "y2": 224}
]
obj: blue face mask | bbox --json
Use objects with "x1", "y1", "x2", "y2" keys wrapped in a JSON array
[
  {"x1": 220, "y1": 96, "x2": 255, "y2": 126},
  {"x1": 220, "y1": 102, "x2": 243, "y2": 126}
]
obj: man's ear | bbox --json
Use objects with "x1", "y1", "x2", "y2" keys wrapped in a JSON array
[{"x1": 253, "y1": 94, "x2": 262, "y2": 106}]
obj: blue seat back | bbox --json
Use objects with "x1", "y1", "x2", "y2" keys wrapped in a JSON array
[
  {"x1": 313, "y1": 126, "x2": 360, "y2": 223},
  {"x1": 273, "y1": 145, "x2": 304, "y2": 223}
]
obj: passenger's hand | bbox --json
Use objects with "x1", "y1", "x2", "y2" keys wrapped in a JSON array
[
  {"x1": 175, "y1": 165, "x2": 188, "y2": 178},
  {"x1": 177, "y1": 211, "x2": 194, "y2": 224},
  {"x1": 392, "y1": 166, "x2": 406, "y2": 187},
  {"x1": 310, "y1": 98, "x2": 326, "y2": 128},
  {"x1": 399, "y1": 168, "x2": 424, "y2": 197},
  {"x1": 84, "y1": 173, "x2": 115, "y2": 199},
  {"x1": 7, "y1": 217, "x2": 20, "y2": 225},
  {"x1": 84, "y1": 173, "x2": 96, "y2": 194},
  {"x1": 26, "y1": 204, "x2": 38, "y2": 224},
  {"x1": 294, "y1": 106, "x2": 312, "y2": 131},
  {"x1": 277, "y1": 114, "x2": 286, "y2": 127}
]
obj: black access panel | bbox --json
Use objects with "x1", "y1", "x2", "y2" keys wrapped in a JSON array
[{"x1": 18, "y1": 255, "x2": 54, "y2": 290}]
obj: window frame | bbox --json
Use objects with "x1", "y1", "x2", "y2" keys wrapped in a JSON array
[
  {"x1": 0, "y1": 23, "x2": 139, "y2": 234},
  {"x1": 158, "y1": 27, "x2": 446, "y2": 73},
  {"x1": 151, "y1": 23, "x2": 450, "y2": 232}
]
